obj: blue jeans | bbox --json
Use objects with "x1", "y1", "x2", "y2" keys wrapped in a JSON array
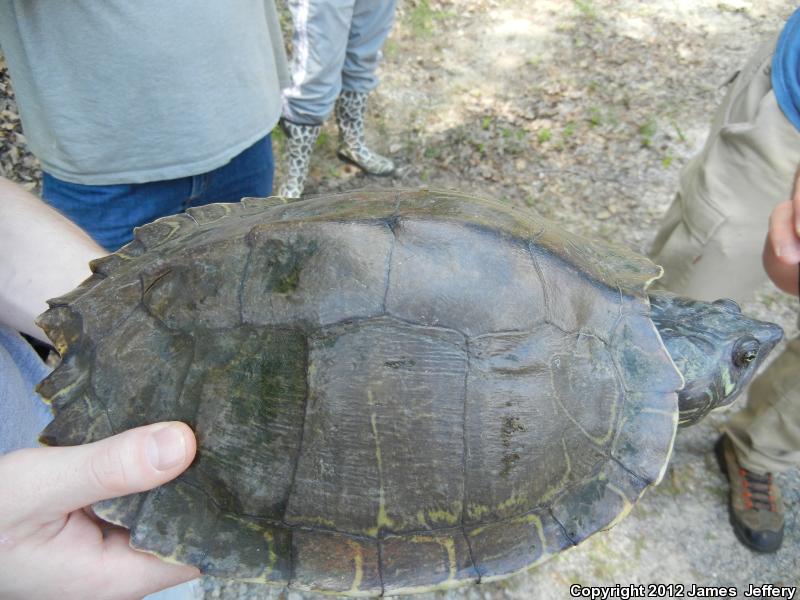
[{"x1": 43, "y1": 135, "x2": 274, "y2": 251}]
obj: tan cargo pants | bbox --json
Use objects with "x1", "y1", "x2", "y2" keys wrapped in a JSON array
[{"x1": 650, "y1": 35, "x2": 800, "y2": 474}]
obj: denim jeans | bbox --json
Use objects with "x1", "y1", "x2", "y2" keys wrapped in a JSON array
[{"x1": 42, "y1": 135, "x2": 274, "y2": 252}]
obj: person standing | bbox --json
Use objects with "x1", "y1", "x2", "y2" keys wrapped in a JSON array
[
  {"x1": 650, "y1": 9, "x2": 800, "y2": 553},
  {"x1": 279, "y1": 0, "x2": 397, "y2": 198},
  {"x1": 0, "y1": 1, "x2": 290, "y2": 251}
]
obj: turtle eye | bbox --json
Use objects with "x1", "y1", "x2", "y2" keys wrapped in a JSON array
[{"x1": 733, "y1": 336, "x2": 760, "y2": 368}]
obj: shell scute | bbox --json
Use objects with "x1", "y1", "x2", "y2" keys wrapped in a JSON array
[
  {"x1": 133, "y1": 213, "x2": 198, "y2": 250},
  {"x1": 466, "y1": 508, "x2": 571, "y2": 582},
  {"x1": 464, "y1": 326, "x2": 617, "y2": 524},
  {"x1": 550, "y1": 459, "x2": 648, "y2": 544},
  {"x1": 380, "y1": 529, "x2": 478, "y2": 595},
  {"x1": 286, "y1": 317, "x2": 467, "y2": 536},
  {"x1": 385, "y1": 219, "x2": 547, "y2": 336},
  {"x1": 241, "y1": 221, "x2": 392, "y2": 328},
  {"x1": 290, "y1": 530, "x2": 381, "y2": 596}
]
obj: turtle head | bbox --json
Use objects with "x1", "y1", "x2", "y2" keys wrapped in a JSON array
[{"x1": 649, "y1": 293, "x2": 783, "y2": 427}]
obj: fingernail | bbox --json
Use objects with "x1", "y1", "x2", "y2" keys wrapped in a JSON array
[{"x1": 146, "y1": 424, "x2": 187, "y2": 471}]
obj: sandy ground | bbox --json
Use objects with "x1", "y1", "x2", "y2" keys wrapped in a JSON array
[{"x1": 1, "y1": 1, "x2": 798, "y2": 598}]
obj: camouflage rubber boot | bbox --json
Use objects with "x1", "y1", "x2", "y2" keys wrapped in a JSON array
[
  {"x1": 714, "y1": 434, "x2": 784, "y2": 552},
  {"x1": 334, "y1": 90, "x2": 395, "y2": 176},
  {"x1": 278, "y1": 119, "x2": 322, "y2": 198}
]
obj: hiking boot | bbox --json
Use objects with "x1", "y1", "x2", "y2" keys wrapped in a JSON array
[
  {"x1": 714, "y1": 434, "x2": 784, "y2": 552},
  {"x1": 334, "y1": 90, "x2": 395, "y2": 176},
  {"x1": 278, "y1": 119, "x2": 322, "y2": 198}
]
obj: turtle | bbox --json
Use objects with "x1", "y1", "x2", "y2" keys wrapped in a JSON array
[{"x1": 36, "y1": 189, "x2": 782, "y2": 596}]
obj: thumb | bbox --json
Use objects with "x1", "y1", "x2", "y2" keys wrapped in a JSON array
[
  {"x1": 0, "y1": 422, "x2": 196, "y2": 524},
  {"x1": 769, "y1": 201, "x2": 800, "y2": 264}
]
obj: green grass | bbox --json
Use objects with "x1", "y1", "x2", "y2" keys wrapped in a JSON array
[
  {"x1": 315, "y1": 130, "x2": 330, "y2": 149},
  {"x1": 588, "y1": 106, "x2": 603, "y2": 127},
  {"x1": 670, "y1": 119, "x2": 687, "y2": 142},
  {"x1": 502, "y1": 126, "x2": 527, "y2": 141},
  {"x1": 537, "y1": 128, "x2": 552, "y2": 144},
  {"x1": 382, "y1": 37, "x2": 399, "y2": 59},
  {"x1": 423, "y1": 145, "x2": 441, "y2": 159},
  {"x1": 639, "y1": 119, "x2": 657, "y2": 147},
  {"x1": 406, "y1": 0, "x2": 452, "y2": 37},
  {"x1": 574, "y1": 0, "x2": 598, "y2": 20}
]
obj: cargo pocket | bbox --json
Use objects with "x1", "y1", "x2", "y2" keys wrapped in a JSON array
[{"x1": 679, "y1": 186, "x2": 727, "y2": 246}]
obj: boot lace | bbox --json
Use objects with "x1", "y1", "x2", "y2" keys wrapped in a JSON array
[{"x1": 740, "y1": 468, "x2": 777, "y2": 512}]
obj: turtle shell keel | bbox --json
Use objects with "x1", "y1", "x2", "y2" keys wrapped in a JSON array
[{"x1": 36, "y1": 190, "x2": 683, "y2": 596}]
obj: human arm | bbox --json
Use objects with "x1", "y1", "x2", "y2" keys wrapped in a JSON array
[
  {"x1": 762, "y1": 167, "x2": 800, "y2": 296},
  {"x1": 0, "y1": 422, "x2": 200, "y2": 599},
  {"x1": 0, "y1": 177, "x2": 201, "y2": 597},
  {"x1": 0, "y1": 176, "x2": 104, "y2": 341}
]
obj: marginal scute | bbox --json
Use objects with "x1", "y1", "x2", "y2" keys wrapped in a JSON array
[
  {"x1": 241, "y1": 195, "x2": 290, "y2": 210},
  {"x1": 185, "y1": 201, "x2": 237, "y2": 224},
  {"x1": 550, "y1": 459, "x2": 648, "y2": 544},
  {"x1": 129, "y1": 483, "x2": 218, "y2": 570},
  {"x1": 85, "y1": 240, "x2": 147, "y2": 280},
  {"x1": 133, "y1": 213, "x2": 198, "y2": 250},
  {"x1": 466, "y1": 508, "x2": 571, "y2": 581},
  {"x1": 38, "y1": 394, "x2": 112, "y2": 447},
  {"x1": 611, "y1": 391, "x2": 678, "y2": 485},
  {"x1": 394, "y1": 189, "x2": 547, "y2": 240},
  {"x1": 71, "y1": 277, "x2": 141, "y2": 340},
  {"x1": 114, "y1": 238, "x2": 147, "y2": 260},
  {"x1": 46, "y1": 273, "x2": 106, "y2": 307},
  {"x1": 93, "y1": 494, "x2": 145, "y2": 529},
  {"x1": 36, "y1": 353, "x2": 89, "y2": 406},
  {"x1": 268, "y1": 189, "x2": 399, "y2": 224},
  {"x1": 35, "y1": 305, "x2": 83, "y2": 355},
  {"x1": 202, "y1": 514, "x2": 291, "y2": 581},
  {"x1": 380, "y1": 529, "x2": 478, "y2": 595},
  {"x1": 89, "y1": 253, "x2": 132, "y2": 277},
  {"x1": 290, "y1": 530, "x2": 382, "y2": 596}
]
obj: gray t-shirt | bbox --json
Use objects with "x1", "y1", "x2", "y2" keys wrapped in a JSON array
[{"x1": 0, "y1": 1, "x2": 289, "y2": 185}]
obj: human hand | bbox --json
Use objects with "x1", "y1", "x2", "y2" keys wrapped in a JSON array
[
  {"x1": 762, "y1": 166, "x2": 800, "y2": 296},
  {"x1": 0, "y1": 422, "x2": 200, "y2": 600}
]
